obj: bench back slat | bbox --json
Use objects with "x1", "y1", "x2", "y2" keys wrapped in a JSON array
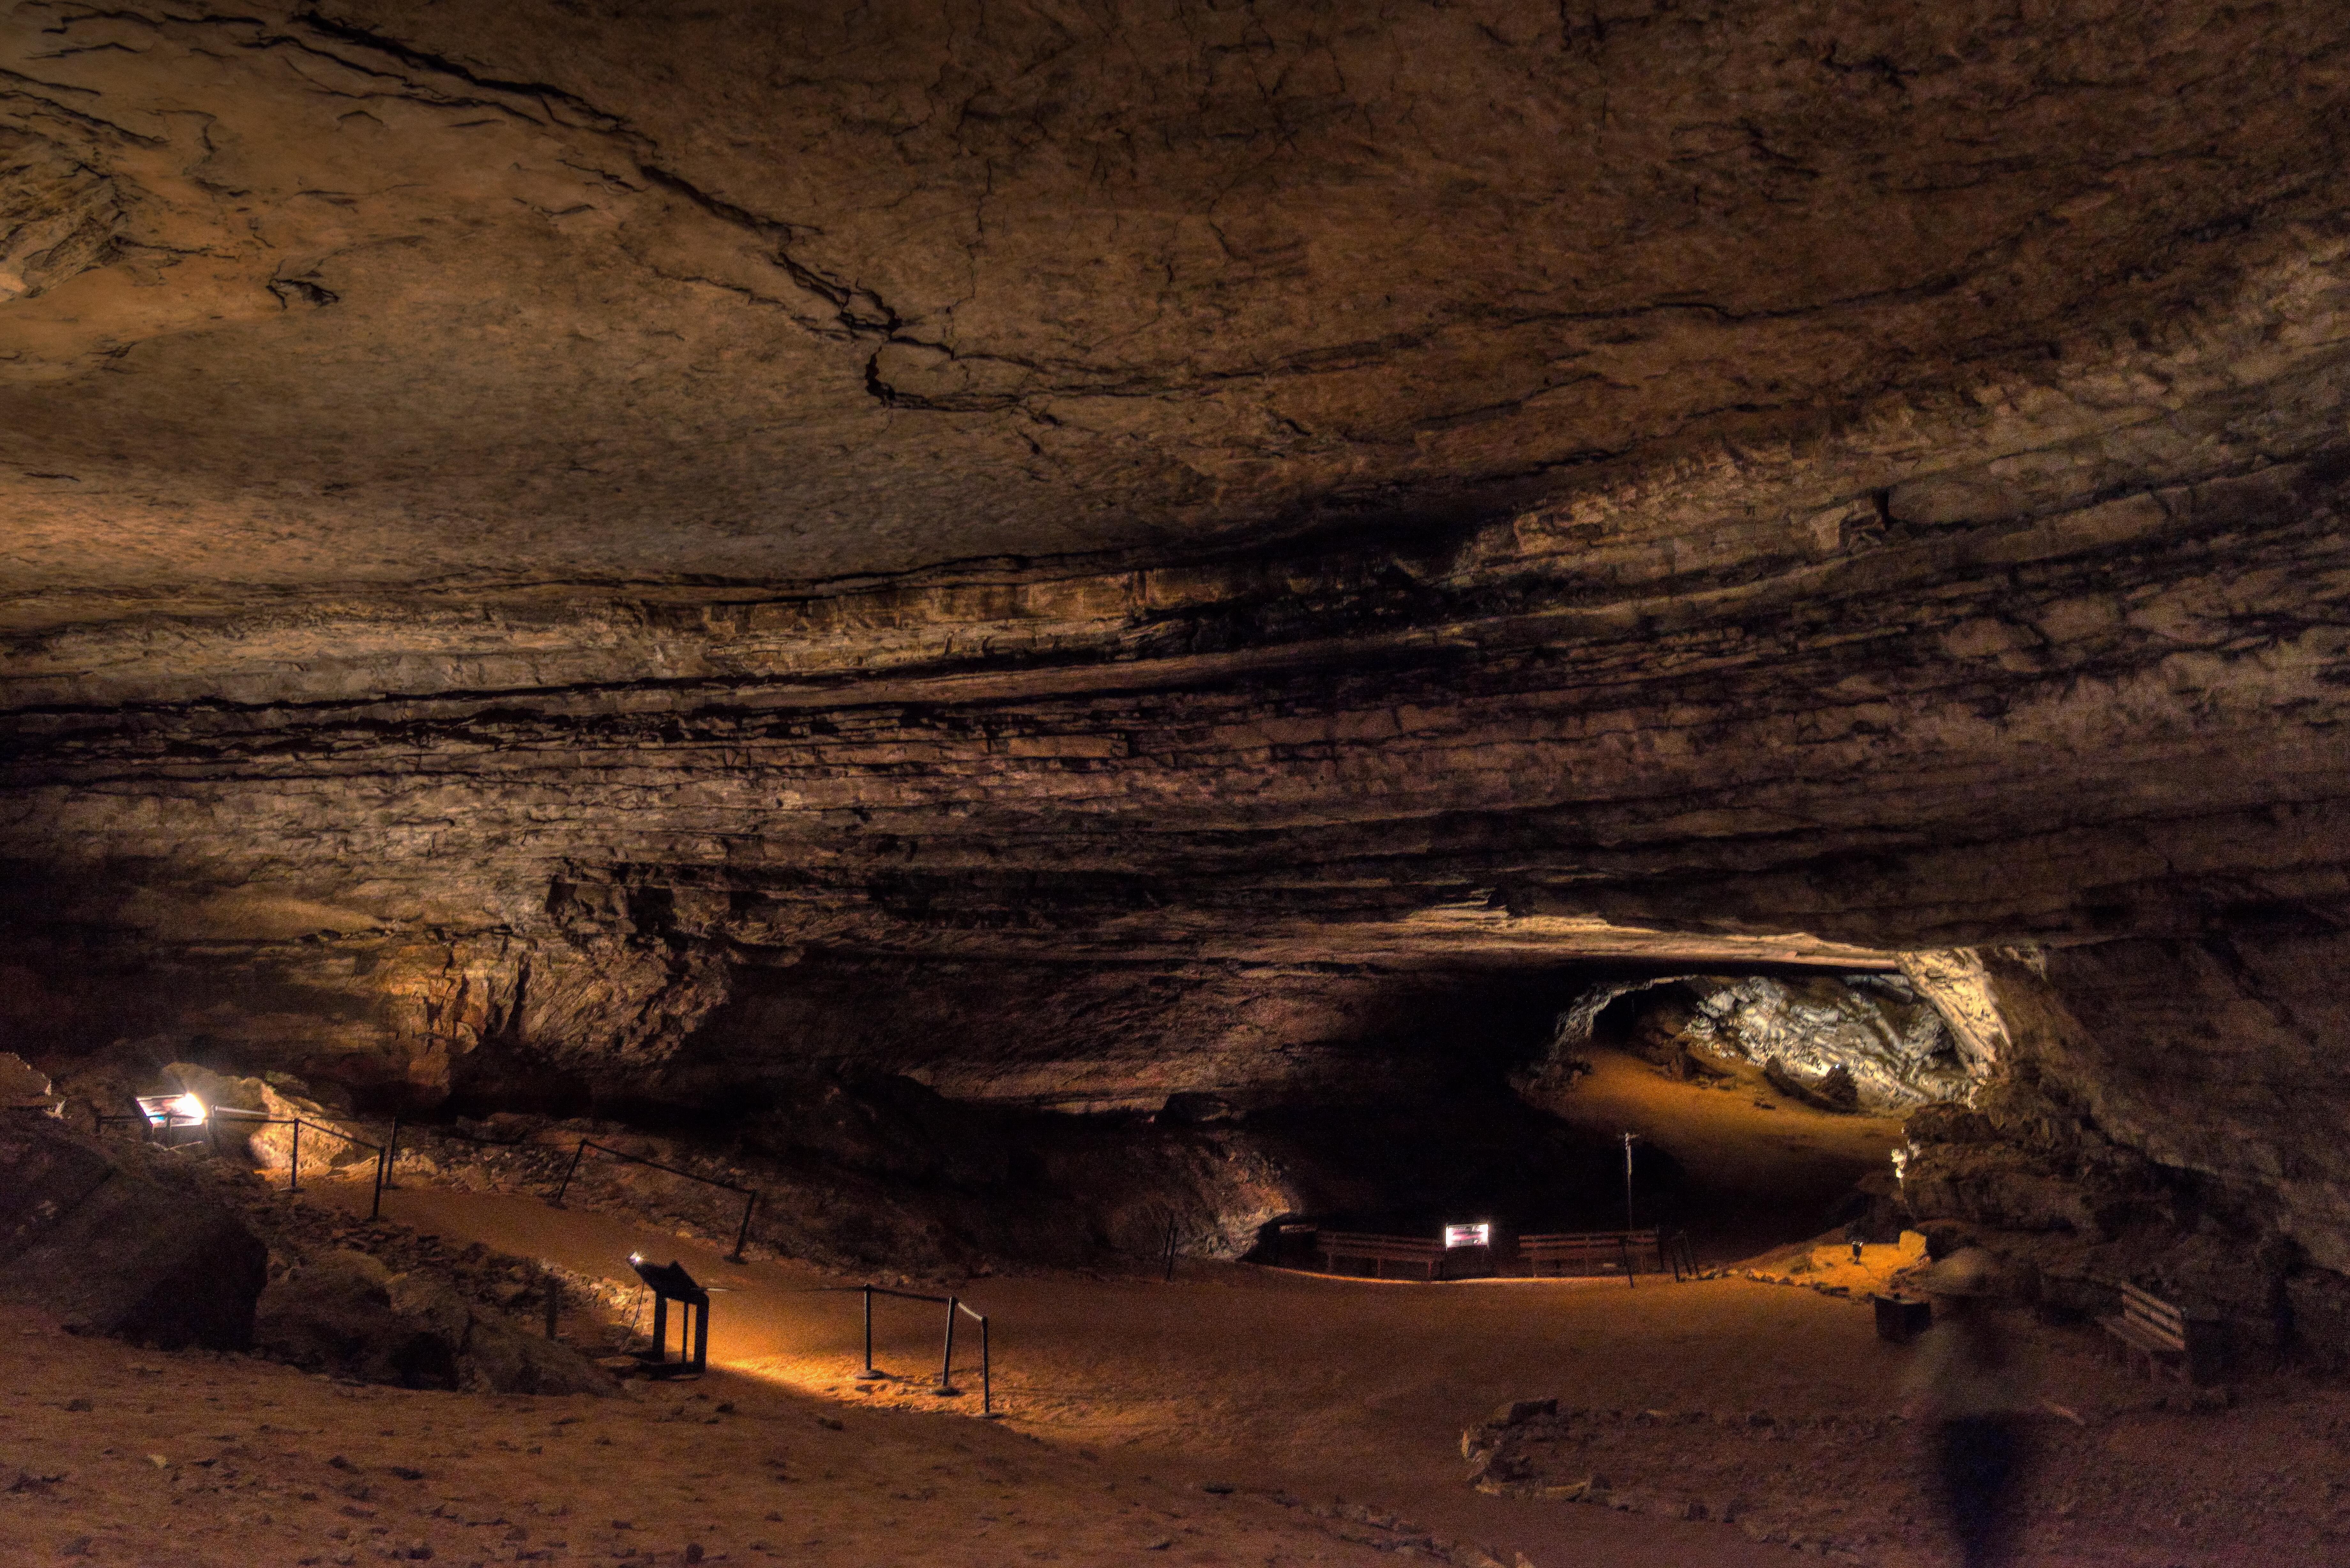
[
  {"x1": 2117, "y1": 1282, "x2": 2189, "y2": 1348},
  {"x1": 1319, "y1": 1233, "x2": 1444, "y2": 1258},
  {"x1": 1522, "y1": 1229, "x2": 1657, "y2": 1252}
]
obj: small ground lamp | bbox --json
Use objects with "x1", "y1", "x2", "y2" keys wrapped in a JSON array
[
  {"x1": 628, "y1": 1253, "x2": 711, "y2": 1376},
  {"x1": 134, "y1": 1092, "x2": 209, "y2": 1149}
]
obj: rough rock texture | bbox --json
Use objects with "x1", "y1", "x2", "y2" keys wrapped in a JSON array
[
  {"x1": 6, "y1": 1, "x2": 2346, "y2": 598},
  {"x1": 0, "y1": 1112, "x2": 267, "y2": 1348},
  {"x1": 254, "y1": 1248, "x2": 616, "y2": 1395},
  {"x1": 164, "y1": 1061, "x2": 381, "y2": 1172},
  {"x1": 0, "y1": 1049, "x2": 61, "y2": 1113},
  {"x1": 1885, "y1": 944, "x2": 2350, "y2": 1368},
  {"x1": 1543, "y1": 972, "x2": 1965, "y2": 1109},
  {"x1": 2, "y1": 3, "x2": 2349, "y2": 1339}
]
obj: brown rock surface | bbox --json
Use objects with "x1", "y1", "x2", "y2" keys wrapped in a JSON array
[
  {"x1": 0, "y1": 1114, "x2": 267, "y2": 1349},
  {"x1": 3, "y1": 1, "x2": 2350, "y2": 1350},
  {"x1": 253, "y1": 1247, "x2": 616, "y2": 1394}
]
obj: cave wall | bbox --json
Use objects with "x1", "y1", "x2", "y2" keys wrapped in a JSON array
[
  {"x1": 671, "y1": 955, "x2": 1573, "y2": 1114},
  {"x1": 2024, "y1": 937, "x2": 2350, "y2": 1277},
  {"x1": 1546, "y1": 970, "x2": 1965, "y2": 1109},
  {"x1": 3, "y1": 2, "x2": 2349, "y2": 1305},
  {"x1": 7, "y1": 448, "x2": 2346, "y2": 1106},
  {"x1": 1869, "y1": 939, "x2": 2350, "y2": 1366}
]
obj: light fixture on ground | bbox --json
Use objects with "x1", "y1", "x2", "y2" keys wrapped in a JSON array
[{"x1": 133, "y1": 1092, "x2": 207, "y2": 1148}]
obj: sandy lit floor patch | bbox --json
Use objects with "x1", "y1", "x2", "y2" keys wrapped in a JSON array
[
  {"x1": 0, "y1": 1306, "x2": 1462, "y2": 1568},
  {"x1": 296, "y1": 1180, "x2": 2278, "y2": 1568},
  {"x1": 22, "y1": 1175, "x2": 2343, "y2": 1567},
  {"x1": 1527, "y1": 1047, "x2": 1906, "y2": 1257}
]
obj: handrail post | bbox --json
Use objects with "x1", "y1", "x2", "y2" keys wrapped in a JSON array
[
  {"x1": 288, "y1": 1118, "x2": 301, "y2": 1194},
  {"x1": 552, "y1": 1139, "x2": 587, "y2": 1206},
  {"x1": 853, "y1": 1285, "x2": 883, "y2": 1382},
  {"x1": 980, "y1": 1313, "x2": 991, "y2": 1416},
  {"x1": 382, "y1": 1116, "x2": 400, "y2": 1191},
  {"x1": 938, "y1": 1295, "x2": 958, "y2": 1395},
  {"x1": 730, "y1": 1189, "x2": 755, "y2": 1263},
  {"x1": 370, "y1": 1137, "x2": 385, "y2": 1221}
]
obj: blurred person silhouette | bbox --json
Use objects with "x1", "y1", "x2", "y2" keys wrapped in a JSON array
[{"x1": 1901, "y1": 1248, "x2": 2031, "y2": 1567}]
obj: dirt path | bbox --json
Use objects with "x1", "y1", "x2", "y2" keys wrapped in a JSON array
[
  {"x1": 305, "y1": 1181, "x2": 1978, "y2": 1566},
  {"x1": 0, "y1": 1302, "x2": 1442, "y2": 1568}
]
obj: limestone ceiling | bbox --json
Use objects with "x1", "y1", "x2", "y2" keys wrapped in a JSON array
[
  {"x1": 6, "y1": 0, "x2": 2348, "y2": 622},
  {"x1": 3, "y1": 2, "x2": 2349, "y2": 989}
]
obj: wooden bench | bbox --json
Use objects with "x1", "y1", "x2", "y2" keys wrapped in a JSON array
[
  {"x1": 2100, "y1": 1282, "x2": 2215, "y2": 1384},
  {"x1": 1317, "y1": 1232, "x2": 1445, "y2": 1280},
  {"x1": 1522, "y1": 1229, "x2": 1661, "y2": 1286}
]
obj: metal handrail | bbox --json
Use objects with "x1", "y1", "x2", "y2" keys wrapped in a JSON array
[
  {"x1": 94, "y1": 1100, "x2": 390, "y2": 1219},
  {"x1": 824, "y1": 1284, "x2": 993, "y2": 1415},
  {"x1": 550, "y1": 1139, "x2": 758, "y2": 1263}
]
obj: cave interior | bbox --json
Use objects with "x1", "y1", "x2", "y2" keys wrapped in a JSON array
[{"x1": 3, "y1": 3, "x2": 2350, "y2": 1562}]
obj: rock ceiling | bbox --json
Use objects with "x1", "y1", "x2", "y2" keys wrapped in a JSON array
[
  {"x1": 2, "y1": 4, "x2": 2347, "y2": 1103},
  {"x1": 5, "y1": 1, "x2": 2344, "y2": 603}
]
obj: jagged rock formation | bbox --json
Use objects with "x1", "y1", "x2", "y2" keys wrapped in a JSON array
[
  {"x1": 2, "y1": 5, "x2": 2348, "y2": 1334},
  {"x1": 0, "y1": 1112, "x2": 267, "y2": 1348},
  {"x1": 1543, "y1": 972, "x2": 1967, "y2": 1109},
  {"x1": 254, "y1": 1248, "x2": 616, "y2": 1395}
]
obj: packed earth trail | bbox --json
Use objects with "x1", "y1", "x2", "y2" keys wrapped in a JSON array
[
  {"x1": 289, "y1": 1180, "x2": 2329, "y2": 1568},
  {"x1": 306, "y1": 1182, "x2": 1804, "y2": 1567}
]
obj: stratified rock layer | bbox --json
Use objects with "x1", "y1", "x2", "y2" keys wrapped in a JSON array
[{"x1": 3, "y1": 3, "x2": 2349, "y2": 1344}]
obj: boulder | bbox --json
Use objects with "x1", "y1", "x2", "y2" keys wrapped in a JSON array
[
  {"x1": 0, "y1": 1052, "x2": 62, "y2": 1116},
  {"x1": 1897, "y1": 1142, "x2": 2096, "y2": 1235},
  {"x1": 164, "y1": 1063, "x2": 379, "y2": 1176},
  {"x1": 0, "y1": 1114, "x2": 266, "y2": 1348},
  {"x1": 255, "y1": 1249, "x2": 616, "y2": 1395}
]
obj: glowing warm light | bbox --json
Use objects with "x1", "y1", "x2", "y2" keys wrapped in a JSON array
[
  {"x1": 1443, "y1": 1223, "x2": 1492, "y2": 1249},
  {"x1": 141, "y1": 1092, "x2": 206, "y2": 1126},
  {"x1": 1891, "y1": 1147, "x2": 1910, "y2": 1182}
]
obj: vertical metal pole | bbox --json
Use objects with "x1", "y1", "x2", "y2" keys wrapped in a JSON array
[
  {"x1": 939, "y1": 1296, "x2": 957, "y2": 1392},
  {"x1": 692, "y1": 1300, "x2": 708, "y2": 1373},
  {"x1": 553, "y1": 1139, "x2": 587, "y2": 1206},
  {"x1": 1622, "y1": 1131, "x2": 1635, "y2": 1235},
  {"x1": 864, "y1": 1287, "x2": 874, "y2": 1376},
  {"x1": 1163, "y1": 1215, "x2": 1176, "y2": 1283},
  {"x1": 731, "y1": 1190, "x2": 755, "y2": 1262},
  {"x1": 289, "y1": 1119, "x2": 301, "y2": 1194},
  {"x1": 370, "y1": 1140, "x2": 384, "y2": 1221},
  {"x1": 980, "y1": 1315, "x2": 990, "y2": 1416},
  {"x1": 382, "y1": 1116, "x2": 400, "y2": 1190},
  {"x1": 1621, "y1": 1234, "x2": 1635, "y2": 1289}
]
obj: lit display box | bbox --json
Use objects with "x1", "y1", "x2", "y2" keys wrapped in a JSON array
[{"x1": 1443, "y1": 1223, "x2": 1492, "y2": 1249}]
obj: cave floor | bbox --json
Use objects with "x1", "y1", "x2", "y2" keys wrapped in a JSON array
[
  {"x1": 253, "y1": 1181, "x2": 2350, "y2": 1567},
  {"x1": 0, "y1": 1300, "x2": 1444, "y2": 1568},
  {"x1": 1524, "y1": 1047, "x2": 1909, "y2": 1259}
]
